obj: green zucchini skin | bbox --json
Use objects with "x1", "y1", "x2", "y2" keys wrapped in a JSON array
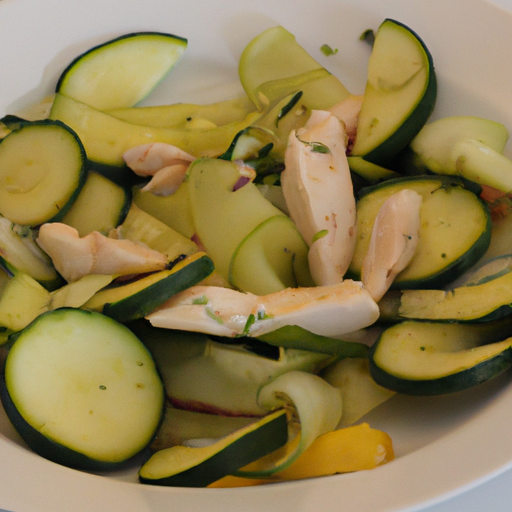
[
  {"x1": 56, "y1": 32, "x2": 187, "y2": 111},
  {"x1": 0, "y1": 119, "x2": 88, "y2": 226},
  {"x1": 369, "y1": 320, "x2": 512, "y2": 395},
  {"x1": 348, "y1": 175, "x2": 491, "y2": 289},
  {"x1": 353, "y1": 19, "x2": 437, "y2": 165},
  {"x1": 1, "y1": 309, "x2": 165, "y2": 471},
  {"x1": 101, "y1": 253, "x2": 214, "y2": 323},
  {"x1": 139, "y1": 409, "x2": 288, "y2": 487},
  {"x1": 0, "y1": 381, "x2": 125, "y2": 471}
]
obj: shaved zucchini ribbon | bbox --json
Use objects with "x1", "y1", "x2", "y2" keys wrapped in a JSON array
[{"x1": 234, "y1": 370, "x2": 342, "y2": 477}]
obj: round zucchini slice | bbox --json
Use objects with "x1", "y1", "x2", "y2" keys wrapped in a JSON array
[
  {"x1": 348, "y1": 175, "x2": 491, "y2": 289},
  {"x1": 0, "y1": 120, "x2": 87, "y2": 226},
  {"x1": 369, "y1": 319, "x2": 512, "y2": 395},
  {"x1": 1, "y1": 308, "x2": 164, "y2": 470},
  {"x1": 56, "y1": 32, "x2": 187, "y2": 110},
  {"x1": 352, "y1": 19, "x2": 437, "y2": 165}
]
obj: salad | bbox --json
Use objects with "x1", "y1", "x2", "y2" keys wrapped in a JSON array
[{"x1": 1, "y1": 13, "x2": 512, "y2": 490}]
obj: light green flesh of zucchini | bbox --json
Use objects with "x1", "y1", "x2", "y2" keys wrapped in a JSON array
[
  {"x1": 229, "y1": 215, "x2": 313, "y2": 294},
  {"x1": 372, "y1": 320, "x2": 512, "y2": 381},
  {"x1": 0, "y1": 122, "x2": 86, "y2": 226},
  {"x1": 57, "y1": 33, "x2": 187, "y2": 111},
  {"x1": 49, "y1": 93, "x2": 259, "y2": 167},
  {"x1": 139, "y1": 409, "x2": 288, "y2": 486},
  {"x1": 0, "y1": 217, "x2": 60, "y2": 288},
  {"x1": 61, "y1": 171, "x2": 130, "y2": 236},
  {"x1": 382, "y1": 269, "x2": 512, "y2": 322},
  {"x1": 410, "y1": 116, "x2": 509, "y2": 174},
  {"x1": 349, "y1": 178, "x2": 490, "y2": 288},
  {"x1": 4, "y1": 309, "x2": 164, "y2": 464},
  {"x1": 352, "y1": 19, "x2": 433, "y2": 159},
  {"x1": 238, "y1": 25, "x2": 349, "y2": 109},
  {"x1": 119, "y1": 204, "x2": 197, "y2": 263}
]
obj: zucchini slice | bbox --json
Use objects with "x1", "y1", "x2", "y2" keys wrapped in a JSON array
[
  {"x1": 352, "y1": 19, "x2": 437, "y2": 164},
  {"x1": 56, "y1": 32, "x2": 187, "y2": 110},
  {"x1": 1, "y1": 308, "x2": 164, "y2": 470},
  {"x1": 378, "y1": 262, "x2": 512, "y2": 323},
  {"x1": 0, "y1": 120, "x2": 87, "y2": 226},
  {"x1": 0, "y1": 216, "x2": 61, "y2": 290},
  {"x1": 139, "y1": 409, "x2": 288, "y2": 487},
  {"x1": 369, "y1": 319, "x2": 512, "y2": 395},
  {"x1": 83, "y1": 252, "x2": 214, "y2": 323},
  {"x1": 348, "y1": 176, "x2": 491, "y2": 289},
  {"x1": 61, "y1": 171, "x2": 131, "y2": 236},
  {"x1": 238, "y1": 25, "x2": 350, "y2": 110},
  {"x1": 49, "y1": 93, "x2": 259, "y2": 168}
]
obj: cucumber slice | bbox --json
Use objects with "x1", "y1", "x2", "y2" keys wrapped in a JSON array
[
  {"x1": 139, "y1": 409, "x2": 288, "y2": 487},
  {"x1": 369, "y1": 319, "x2": 512, "y2": 395},
  {"x1": 0, "y1": 120, "x2": 87, "y2": 226},
  {"x1": 348, "y1": 176, "x2": 491, "y2": 288},
  {"x1": 56, "y1": 32, "x2": 187, "y2": 110},
  {"x1": 239, "y1": 26, "x2": 350, "y2": 109},
  {"x1": 0, "y1": 216, "x2": 61, "y2": 290},
  {"x1": 1, "y1": 308, "x2": 164, "y2": 470},
  {"x1": 61, "y1": 171, "x2": 131, "y2": 236},
  {"x1": 83, "y1": 252, "x2": 214, "y2": 323},
  {"x1": 352, "y1": 19, "x2": 437, "y2": 164}
]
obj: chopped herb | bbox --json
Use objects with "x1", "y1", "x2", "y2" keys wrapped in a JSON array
[
  {"x1": 320, "y1": 44, "x2": 338, "y2": 56},
  {"x1": 99, "y1": 385, "x2": 107, "y2": 390},
  {"x1": 242, "y1": 314, "x2": 256, "y2": 336},
  {"x1": 206, "y1": 307, "x2": 224, "y2": 324},
  {"x1": 312, "y1": 229, "x2": 329, "y2": 242},
  {"x1": 192, "y1": 295, "x2": 209, "y2": 305},
  {"x1": 420, "y1": 346, "x2": 426, "y2": 351},
  {"x1": 296, "y1": 133, "x2": 331, "y2": 154}
]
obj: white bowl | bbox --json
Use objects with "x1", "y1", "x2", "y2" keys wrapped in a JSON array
[{"x1": 1, "y1": 0, "x2": 512, "y2": 511}]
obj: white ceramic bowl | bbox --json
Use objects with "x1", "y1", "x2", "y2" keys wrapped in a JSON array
[{"x1": 1, "y1": 0, "x2": 512, "y2": 511}]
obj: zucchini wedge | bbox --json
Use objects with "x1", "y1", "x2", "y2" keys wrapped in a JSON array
[
  {"x1": 83, "y1": 252, "x2": 214, "y2": 323},
  {"x1": 369, "y1": 319, "x2": 512, "y2": 395},
  {"x1": 0, "y1": 120, "x2": 87, "y2": 226},
  {"x1": 1, "y1": 308, "x2": 164, "y2": 470},
  {"x1": 56, "y1": 32, "x2": 187, "y2": 110},
  {"x1": 238, "y1": 25, "x2": 350, "y2": 110},
  {"x1": 352, "y1": 19, "x2": 437, "y2": 164},
  {"x1": 61, "y1": 171, "x2": 131, "y2": 236},
  {"x1": 378, "y1": 261, "x2": 512, "y2": 323},
  {"x1": 0, "y1": 216, "x2": 61, "y2": 290},
  {"x1": 139, "y1": 409, "x2": 288, "y2": 487},
  {"x1": 348, "y1": 176, "x2": 491, "y2": 289}
]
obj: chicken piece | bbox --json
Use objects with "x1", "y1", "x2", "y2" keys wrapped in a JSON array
[
  {"x1": 146, "y1": 280, "x2": 379, "y2": 339},
  {"x1": 282, "y1": 110, "x2": 357, "y2": 286},
  {"x1": 37, "y1": 223, "x2": 167, "y2": 283},
  {"x1": 328, "y1": 94, "x2": 364, "y2": 150},
  {"x1": 123, "y1": 142, "x2": 195, "y2": 196},
  {"x1": 361, "y1": 189, "x2": 422, "y2": 301}
]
